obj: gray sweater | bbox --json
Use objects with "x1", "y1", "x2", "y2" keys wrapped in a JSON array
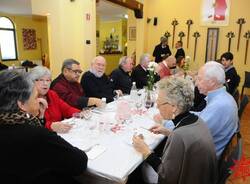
[{"x1": 158, "y1": 119, "x2": 217, "y2": 184}]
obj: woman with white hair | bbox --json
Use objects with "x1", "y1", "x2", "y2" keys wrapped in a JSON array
[
  {"x1": 29, "y1": 66, "x2": 81, "y2": 133},
  {"x1": 133, "y1": 76, "x2": 217, "y2": 184}
]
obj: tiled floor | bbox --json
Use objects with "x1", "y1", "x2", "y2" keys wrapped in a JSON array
[{"x1": 226, "y1": 101, "x2": 250, "y2": 184}]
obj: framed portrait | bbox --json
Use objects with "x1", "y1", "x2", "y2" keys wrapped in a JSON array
[
  {"x1": 129, "y1": 27, "x2": 136, "y2": 41},
  {"x1": 201, "y1": 0, "x2": 230, "y2": 26},
  {"x1": 205, "y1": 28, "x2": 219, "y2": 62}
]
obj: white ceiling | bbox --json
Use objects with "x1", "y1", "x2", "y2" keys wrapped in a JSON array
[
  {"x1": 97, "y1": 0, "x2": 128, "y2": 21},
  {"x1": 0, "y1": 0, "x2": 31, "y2": 15},
  {"x1": 0, "y1": 0, "x2": 128, "y2": 21}
]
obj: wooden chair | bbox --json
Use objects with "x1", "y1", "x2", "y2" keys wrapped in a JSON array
[
  {"x1": 217, "y1": 132, "x2": 242, "y2": 184},
  {"x1": 240, "y1": 71, "x2": 250, "y2": 98},
  {"x1": 238, "y1": 95, "x2": 249, "y2": 120}
]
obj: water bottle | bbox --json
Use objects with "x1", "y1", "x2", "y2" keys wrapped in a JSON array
[
  {"x1": 101, "y1": 97, "x2": 106, "y2": 108},
  {"x1": 130, "y1": 82, "x2": 137, "y2": 101}
]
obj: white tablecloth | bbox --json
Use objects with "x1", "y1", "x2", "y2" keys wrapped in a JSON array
[{"x1": 60, "y1": 97, "x2": 164, "y2": 183}]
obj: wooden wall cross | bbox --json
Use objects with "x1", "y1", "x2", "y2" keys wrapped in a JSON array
[
  {"x1": 193, "y1": 31, "x2": 200, "y2": 62},
  {"x1": 226, "y1": 31, "x2": 235, "y2": 52},
  {"x1": 243, "y1": 31, "x2": 250, "y2": 65},
  {"x1": 178, "y1": 31, "x2": 185, "y2": 42},
  {"x1": 186, "y1": 19, "x2": 193, "y2": 48},
  {"x1": 171, "y1": 19, "x2": 179, "y2": 48},
  {"x1": 164, "y1": 31, "x2": 171, "y2": 45},
  {"x1": 236, "y1": 18, "x2": 246, "y2": 51}
]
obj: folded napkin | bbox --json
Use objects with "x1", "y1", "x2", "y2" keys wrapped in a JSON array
[{"x1": 86, "y1": 145, "x2": 106, "y2": 160}]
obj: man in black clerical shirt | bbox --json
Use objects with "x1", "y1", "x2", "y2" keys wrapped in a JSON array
[
  {"x1": 174, "y1": 41, "x2": 185, "y2": 59},
  {"x1": 80, "y1": 56, "x2": 121, "y2": 103},
  {"x1": 110, "y1": 56, "x2": 133, "y2": 94},
  {"x1": 153, "y1": 36, "x2": 172, "y2": 63}
]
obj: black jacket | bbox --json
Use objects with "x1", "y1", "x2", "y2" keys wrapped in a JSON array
[
  {"x1": 225, "y1": 67, "x2": 240, "y2": 94},
  {"x1": 153, "y1": 43, "x2": 172, "y2": 63},
  {"x1": 0, "y1": 124, "x2": 88, "y2": 184},
  {"x1": 110, "y1": 67, "x2": 132, "y2": 94},
  {"x1": 131, "y1": 64, "x2": 148, "y2": 89},
  {"x1": 80, "y1": 71, "x2": 114, "y2": 103},
  {"x1": 175, "y1": 48, "x2": 185, "y2": 59}
]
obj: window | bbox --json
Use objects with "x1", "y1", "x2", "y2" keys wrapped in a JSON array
[{"x1": 0, "y1": 17, "x2": 18, "y2": 60}]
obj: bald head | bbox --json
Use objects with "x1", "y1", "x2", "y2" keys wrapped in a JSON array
[{"x1": 164, "y1": 56, "x2": 176, "y2": 68}]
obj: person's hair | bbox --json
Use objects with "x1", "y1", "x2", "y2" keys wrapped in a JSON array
[
  {"x1": 158, "y1": 76, "x2": 194, "y2": 113},
  {"x1": 140, "y1": 53, "x2": 150, "y2": 65},
  {"x1": 29, "y1": 66, "x2": 51, "y2": 82},
  {"x1": 0, "y1": 70, "x2": 33, "y2": 113},
  {"x1": 61, "y1": 58, "x2": 80, "y2": 72},
  {"x1": 119, "y1": 56, "x2": 131, "y2": 67},
  {"x1": 160, "y1": 36, "x2": 167, "y2": 43},
  {"x1": 91, "y1": 56, "x2": 106, "y2": 65},
  {"x1": 220, "y1": 52, "x2": 233, "y2": 61},
  {"x1": 177, "y1": 40, "x2": 183, "y2": 47},
  {"x1": 176, "y1": 56, "x2": 184, "y2": 65},
  {"x1": 203, "y1": 61, "x2": 225, "y2": 85}
]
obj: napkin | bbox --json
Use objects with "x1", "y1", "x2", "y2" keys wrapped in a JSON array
[{"x1": 86, "y1": 145, "x2": 106, "y2": 160}]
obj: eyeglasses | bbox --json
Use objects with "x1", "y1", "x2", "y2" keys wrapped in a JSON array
[
  {"x1": 35, "y1": 79, "x2": 51, "y2": 84},
  {"x1": 157, "y1": 101, "x2": 172, "y2": 108},
  {"x1": 67, "y1": 68, "x2": 83, "y2": 75}
]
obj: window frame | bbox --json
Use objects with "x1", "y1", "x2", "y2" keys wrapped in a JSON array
[{"x1": 0, "y1": 16, "x2": 18, "y2": 61}]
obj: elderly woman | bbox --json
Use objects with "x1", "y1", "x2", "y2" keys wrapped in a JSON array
[
  {"x1": 0, "y1": 70, "x2": 87, "y2": 183},
  {"x1": 133, "y1": 77, "x2": 217, "y2": 184},
  {"x1": 29, "y1": 66, "x2": 81, "y2": 133}
]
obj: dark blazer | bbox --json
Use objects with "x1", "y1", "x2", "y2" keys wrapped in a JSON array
[
  {"x1": 0, "y1": 124, "x2": 87, "y2": 184},
  {"x1": 81, "y1": 71, "x2": 114, "y2": 103},
  {"x1": 225, "y1": 67, "x2": 240, "y2": 94},
  {"x1": 110, "y1": 67, "x2": 132, "y2": 94},
  {"x1": 131, "y1": 64, "x2": 148, "y2": 89},
  {"x1": 153, "y1": 43, "x2": 172, "y2": 63},
  {"x1": 175, "y1": 48, "x2": 185, "y2": 59}
]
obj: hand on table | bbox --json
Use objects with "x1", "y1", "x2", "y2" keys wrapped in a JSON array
[{"x1": 51, "y1": 122, "x2": 72, "y2": 133}]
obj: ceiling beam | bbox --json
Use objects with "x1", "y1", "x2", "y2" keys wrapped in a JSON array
[{"x1": 105, "y1": 0, "x2": 143, "y2": 11}]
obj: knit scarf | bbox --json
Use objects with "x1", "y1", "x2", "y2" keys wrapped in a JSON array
[{"x1": 0, "y1": 111, "x2": 42, "y2": 127}]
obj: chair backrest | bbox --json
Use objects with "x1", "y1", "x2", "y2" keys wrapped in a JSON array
[
  {"x1": 217, "y1": 132, "x2": 242, "y2": 184},
  {"x1": 241, "y1": 71, "x2": 250, "y2": 98},
  {"x1": 244, "y1": 71, "x2": 250, "y2": 87},
  {"x1": 238, "y1": 95, "x2": 249, "y2": 119}
]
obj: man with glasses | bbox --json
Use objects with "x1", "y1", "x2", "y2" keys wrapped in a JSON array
[{"x1": 51, "y1": 58, "x2": 102, "y2": 109}]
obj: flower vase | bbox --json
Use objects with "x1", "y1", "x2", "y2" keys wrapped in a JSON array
[{"x1": 145, "y1": 89, "x2": 155, "y2": 109}]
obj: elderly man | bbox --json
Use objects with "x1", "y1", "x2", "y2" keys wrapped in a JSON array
[
  {"x1": 110, "y1": 56, "x2": 133, "y2": 94},
  {"x1": 157, "y1": 55, "x2": 176, "y2": 79},
  {"x1": 195, "y1": 61, "x2": 238, "y2": 158},
  {"x1": 153, "y1": 36, "x2": 172, "y2": 63},
  {"x1": 51, "y1": 58, "x2": 102, "y2": 109},
  {"x1": 81, "y1": 56, "x2": 121, "y2": 103},
  {"x1": 131, "y1": 53, "x2": 159, "y2": 89}
]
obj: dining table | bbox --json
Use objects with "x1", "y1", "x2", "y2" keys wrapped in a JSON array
[{"x1": 59, "y1": 95, "x2": 165, "y2": 184}]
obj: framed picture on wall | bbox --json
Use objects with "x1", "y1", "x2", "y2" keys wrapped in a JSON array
[
  {"x1": 205, "y1": 28, "x2": 219, "y2": 62},
  {"x1": 129, "y1": 27, "x2": 136, "y2": 41},
  {"x1": 201, "y1": 0, "x2": 230, "y2": 26}
]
